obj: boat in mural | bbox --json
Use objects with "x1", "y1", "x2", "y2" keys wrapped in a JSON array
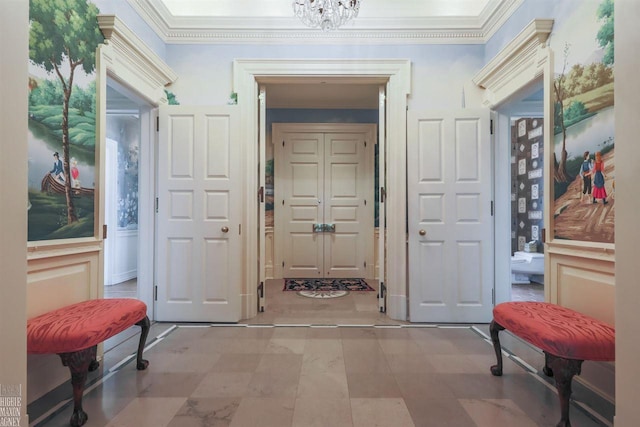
[{"x1": 41, "y1": 173, "x2": 94, "y2": 198}]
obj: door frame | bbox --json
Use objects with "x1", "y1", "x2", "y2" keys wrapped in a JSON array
[
  {"x1": 97, "y1": 15, "x2": 178, "y2": 320},
  {"x1": 272, "y1": 122, "x2": 376, "y2": 280},
  {"x1": 472, "y1": 19, "x2": 554, "y2": 305},
  {"x1": 234, "y1": 59, "x2": 411, "y2": 321}
]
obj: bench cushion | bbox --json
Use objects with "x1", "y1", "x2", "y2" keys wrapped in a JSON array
[
  {"x1": 493, "y1": 302, "x2": 615, "y2": 361},
  {"x1": 27, "y1": 298, "x2": 147, "y2": 354}
]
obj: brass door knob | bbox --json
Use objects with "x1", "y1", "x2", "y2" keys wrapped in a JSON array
[
  {"x1": 221, "y1": 226, "x2": 229, "y2": 233},
  {"x1": 419, "y1": 229, "x2": 426, "y2": 236}
]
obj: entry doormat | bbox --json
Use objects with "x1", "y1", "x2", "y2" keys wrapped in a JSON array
[
  {"x1": 284, "y1": 278, "x2": 375, "y2": 299},
  {"x1": 284, "y1": 278, "x2": 374, "y2": 296}
]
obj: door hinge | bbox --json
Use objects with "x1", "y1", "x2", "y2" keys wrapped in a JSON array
[
  {"x1": 380, "y1": 187, "x2": 386, "y2": 203},
  {"x1": 282, "y1": 140, "x2": 285, "y2": 147},
  {"x1": 542, "y1": 228, "x2": 546, "y2": 243},
  {"x1": 364, "y1": 261, "x2": 367, "y2": 268},
  {"x1": 364, "y1": 199, "x2": 367, "y2": 206},
  {"x1": 239, "y1": 224, "x2": 242, "y2": 235},
  {"x1": 491, "y1": 201, "x2": 494, "y2": 216},
  {"x1": 364, "y1": 141, "x2": 367, "y2": 147},
  {"x1": 155, "y1": 197, "x2": 159, "y2": 213},
  {"x1": 282, "y1": 261, "x2": 285, "y2": 268},
  {"x1": 258, "y1": 186, "x2": 264, "y2": 203},
  {"x1": 492, "y1": 288, "x2": 495, "y2": 305},
  {"x1": 490, "y1": 119, "x2": 494, "y2": 135},
  {"x1": 154, "y1": 286, "x2": 158, "y2": 301},
  {"x1": 156, "y1": 116, "x2": 159, "y2": 132},
  {"x1": 103, "y1": 224, "x2": 108, "y2": 239}
]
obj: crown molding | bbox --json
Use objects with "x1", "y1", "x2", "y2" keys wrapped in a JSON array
[
  {"x1": 127, "y1": 0, "x2": 523, "y2": 45},
  {"x1": 473, "y1": 18, "x2": 554, "y2": 107},
  {"x1": 98, "y1": 14, "x2": 177, "y2": 100}
]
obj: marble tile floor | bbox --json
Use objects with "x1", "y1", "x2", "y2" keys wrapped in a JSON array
[
  {"x1": 30, "y1": 279, "x2": 612, "y2": 426},
  {"x1": 30, "y1": 331, "x2": 613, "y2": 425}
]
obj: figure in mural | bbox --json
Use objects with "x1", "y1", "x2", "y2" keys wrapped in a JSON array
[
  {"x1": 592, "y1": 151, "x2": 608, "y2": 204},
  {"x1": 70, "y1": 157, "x2": 80, "y2": 189},
  {"x1": 579, "y1": 151, "x2": 593, "y2": 202},
  {"x1": 50, "y1": 152, "x2": 64, "y2": 182}
]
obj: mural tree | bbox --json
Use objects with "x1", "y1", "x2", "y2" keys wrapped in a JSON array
[
  {"x1": 597, "y1": 0, "x2": 614, "y2": 66},
  {"x1": 553, "y1": 43, "x2": 571, "y2": 183},
  {"x1": 29, "y1": 0, "x2": 103, "y2": 224}
]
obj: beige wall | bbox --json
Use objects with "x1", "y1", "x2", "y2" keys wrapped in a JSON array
[
  {"x1": 614, "y1": 1, "x2": 640, "y2": 425},
  {"x1": 0, "y1": 1, "x2": 28, "y2": 425}
]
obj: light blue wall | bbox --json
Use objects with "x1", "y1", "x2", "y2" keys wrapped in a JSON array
[
  {"x1": 484, "y1": 0, "x2": 604, "y2": 69},
  {"x1": 93, "y1": 0, "x2": 166, "y2": 59},
  {"x1": 164, "y1": 43, "x2": 485, "y2": 109}
]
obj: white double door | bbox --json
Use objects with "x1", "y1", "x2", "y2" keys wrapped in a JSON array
[{"x1": 274, "y1": 124, "x2": 375, "y2": 279}]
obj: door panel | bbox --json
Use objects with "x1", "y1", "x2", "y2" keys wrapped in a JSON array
[
  {"x1": 279, "y1": 132, "x2": 324, "y2": 278},
  {"x1": 408, "y1": 109, "x2": 493, "y2": 323},
  {"x1": 156, "y1": 106, "x2": 241, "y2": 322},
  {"x1": 324, "y1": 132, "x2": 372, "y2": 277}
]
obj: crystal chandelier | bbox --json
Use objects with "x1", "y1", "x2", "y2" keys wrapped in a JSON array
[{"x1": 292, "y1": 0, "x2": 361, "y2": 31}]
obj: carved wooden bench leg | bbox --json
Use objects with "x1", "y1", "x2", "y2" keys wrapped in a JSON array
[
  {"x1": 58, "y1": 345, "x2": 97, "y2": 427},
  {"x1": 489, "y1": 320, "x2": 506, "y2": 376},
  {"x1": 135, "y1": 315, "x2": 151, "y2": 370},
  {"x1": 546, "y1": 354, "x2": 583, "y2": 427}
]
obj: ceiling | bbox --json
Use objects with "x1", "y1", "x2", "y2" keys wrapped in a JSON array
[{"x1": 158, "y1": 0, "x2": 493, "y2": 19}]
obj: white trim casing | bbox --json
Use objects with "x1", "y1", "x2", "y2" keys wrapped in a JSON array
[
  {"x1": 98, "y1": 15, "x2": 177, "y2": 104},
  {"x1": 233, "y1": 59, "x2": 411, "y2": 321},
  {"x1": 473, "y1": 18, "x2": 554, "y2": 305},
  {"x1": 473, "y1": 19, "x2": 554, "y2": 108},
  {"x1": 97, "y1": 14, "x2": 178, "y2": 320}
]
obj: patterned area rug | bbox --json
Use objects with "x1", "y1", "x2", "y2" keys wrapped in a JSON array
[{"x1": 284, "y1": 278, "x2": 375, "y2": 299}]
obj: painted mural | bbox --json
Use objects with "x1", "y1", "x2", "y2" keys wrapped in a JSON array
[
  {"x1": 27, "y1": 0, "x2": 103, "y2": 241},
  {"x1": 552, "y1": 0, "x2": 614, "y2": 243}
]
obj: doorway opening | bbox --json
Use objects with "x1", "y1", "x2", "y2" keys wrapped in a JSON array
[
  {"x1": 104, "y1": 82, "x2": 143, "y2": 300},
  {"x1": 259, "y1": 83, "x2": 383, "y2": 320},
  {"x1": 235, "y1": 59, "x2": 411, "y2": 321},
  {"x1": 496, "y1": 83, "x2": 545, "y2": 303}
]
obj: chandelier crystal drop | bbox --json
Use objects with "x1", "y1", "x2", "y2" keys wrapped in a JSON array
[{"x1": 292, "y1": 0, "x2": 361, "y2": 31}]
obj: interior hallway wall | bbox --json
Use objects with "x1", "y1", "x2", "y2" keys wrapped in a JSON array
[
  {"x1": 164, "y1": 44, "x2": 485, "y2": 109},
  {"x1": 614, "y1": 1, "x2": 640, "y2": 424},
  {"x1": 1, "y1": 0, "x2": 28, "y2": 424}
]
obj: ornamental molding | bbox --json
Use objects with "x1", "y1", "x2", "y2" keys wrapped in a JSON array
[
  {"x1": 126, "y1": 0, "x2": 523, "y2": 45},
  {"x1": 473, "y1": 18, "x2": 554, "y2": 107},
  {"x1": 98, "y1": 14, "x2": 177, "y2": 99}
]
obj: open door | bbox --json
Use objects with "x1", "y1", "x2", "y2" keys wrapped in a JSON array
[
  {"x1": 155, "y1": 105, "x2": 242, "y2": 322},
  {"x1": 377, "y1": 86, "x2": 387, "y2": 313},
  {"x1": 407, "y1": 109, "x2": 494, "y2": 323},
  {"x1": 258, "y1": 86, "x2": 266, "y2": 312}
]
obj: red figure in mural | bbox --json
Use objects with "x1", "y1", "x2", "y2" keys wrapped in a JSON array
[
  {"x1": 592, "y1": 151, "x2": 608, "y2": 204},
  {"x1": 70, "y1": 157, "x2": 80, "y2": 189}
]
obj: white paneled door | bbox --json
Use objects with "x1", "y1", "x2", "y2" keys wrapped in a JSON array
[
  {"x1": 407, "y1": 109, "x2": 494, "y2": 323},
  {"x1": 274, "y1": 124, "x2": 375, "y2": 279},
  {"x1": 156, "y1": 106, "x2": 241, "y2": 322}
]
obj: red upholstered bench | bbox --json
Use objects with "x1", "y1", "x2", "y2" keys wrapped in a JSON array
[
  {"x1": 27, "y1": 298, "x2": 150, "y2": 427},
  {"x1": 490, "y1": 302, "x2": 615, "y2": 427}
]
